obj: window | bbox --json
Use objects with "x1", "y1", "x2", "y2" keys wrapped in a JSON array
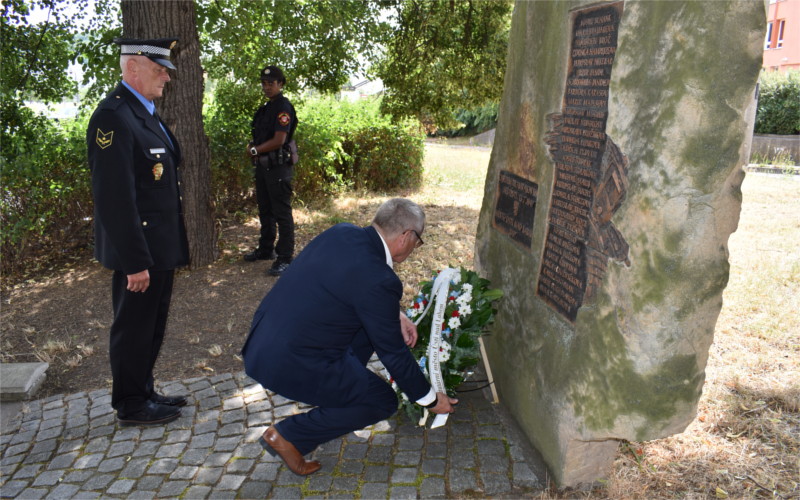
[
  {"x1": 777, "y1": 20, "x2": 785, "y2": 48},
  {"x1": 765, "y1": 21, "x2": 773, "y2": 49}
]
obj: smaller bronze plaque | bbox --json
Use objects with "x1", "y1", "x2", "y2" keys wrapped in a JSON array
[{"x1": 493, "y1": 170, "x2": 538, "y2": 249}]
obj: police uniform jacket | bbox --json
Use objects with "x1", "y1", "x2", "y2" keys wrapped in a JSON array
[
  {"x1": 242, "y1": 223, "x2": 431, "y2": 408},
  {"x1": 87, "y1": 83, "x2": 190, "y2": 274},
  {"x1": 251, "y1": 93, "x2": 296, "y2": 149}
]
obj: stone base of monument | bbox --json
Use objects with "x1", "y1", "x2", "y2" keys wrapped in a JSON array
[{"x1": 0, "y1": 362, "x2": 49, "y2": 401}]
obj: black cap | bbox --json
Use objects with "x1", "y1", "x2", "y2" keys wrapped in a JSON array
[
  {"x1": 114, "y1": 37, "x2": 179, "y2": 69},
  {"x1": 260, "y1": 65, "x2": 286, "y2": 83}
]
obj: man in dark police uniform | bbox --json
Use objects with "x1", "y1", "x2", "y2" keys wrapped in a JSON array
[
  {"x1": 243, "y1": 65, "x2": 298, "y2": 276},
  {"x1": 242, "y1": 199, "x2": 457, "y2": 475},
  {"x1": 87, "y1": 37, "x2": 189, "y2": 425}
]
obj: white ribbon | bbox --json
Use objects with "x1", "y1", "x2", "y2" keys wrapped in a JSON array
[{"x1": 413, "y1": 268, "x2": 459, "y2": 428}]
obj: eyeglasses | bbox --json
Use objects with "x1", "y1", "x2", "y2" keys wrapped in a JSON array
[{"x1": 407, "y1": 229, "x2": 424, "y2": 248}]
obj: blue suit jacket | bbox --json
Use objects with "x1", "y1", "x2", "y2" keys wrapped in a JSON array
[{"x1": 242, "y1": 224, "x2": 431, "y2": 407}]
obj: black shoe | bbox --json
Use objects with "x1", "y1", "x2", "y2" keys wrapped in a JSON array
[
  {"x1": 117, "y1": 401, "x2": 181, "y2": 426},
  {"x1": 244, "y1": 249, "x2": 277, "y2": 262},
  {"x1": 150, "y1": 393, "x2": 187, "y2": 407},
  {"x1": 268, "y1": 260, "x2": 291, "y2": 276}
]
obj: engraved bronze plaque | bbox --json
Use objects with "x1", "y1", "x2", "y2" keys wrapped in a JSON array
[
  {"x1": 493, "y1": 170, "x2": 538, "y2": 249},
  {"x1": 537, "y1": 2, "x2": 630, "y2": 322}
]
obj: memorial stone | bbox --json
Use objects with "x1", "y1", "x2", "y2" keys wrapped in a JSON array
[{"x1": 475, "y1": 0, "x2": 764, "y2": 487}]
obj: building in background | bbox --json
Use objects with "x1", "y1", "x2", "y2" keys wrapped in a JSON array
[{"x1": 763, "y1": 0, "x2": 800, "y2": 72}]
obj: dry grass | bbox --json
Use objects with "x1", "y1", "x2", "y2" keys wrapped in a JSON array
[{"x1": 322, "y1": 145, "x2": 799, "y2": 498}]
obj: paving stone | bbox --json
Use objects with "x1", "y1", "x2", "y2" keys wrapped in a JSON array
[
  {"x1": 246, "y1": 400, "x2": 271, "y2": 413},
  {"x1": 250, "y1": 462, "x2": 280, "y2": 482},
  {"x1": 216, "y1": 474, "x2": 246, "y2": 490},
  {"x1": 29, "y1": 438, "x2": 57, "y2": 455},
  {"x1": 205, "y1": 452, "x2": 233, "y2": 467},
  {"x1": 148, "y1": 458, "x2": 179, "y2": 474},
  {"x1": 448, "y1": 468, "x2": 478, "y2": 493},
  {"x1": 87, "y1": 424, "x2": 115, "y2": 439},
  {"x1": 208, "y1": 488, "x2": 237, "y2": 500},
  {"x1": 74, "y1": 453, "x2": 104, "y2": 470},
  {"x1": 393, "y1": 450, "x2": 421, "y2": 466},
  {"x1": 371, "y1": 433, "x2": 395, "y2": 446},
  {"x1": 342, "y1": 442, "x2": 368, "y2": 460},
  {"x1": 0, "y1": 480, "x2": 29, "y2": 497},
  {"x1": 195, "y1": 466, "x2": 224, "y2": 484},
  {"x1": 238, "y1": 480, "x2": 271, "y2": 500},
  {"x1": 306, "y1": 473, "x2": 333, "y2": 492},
  {"x1": 170, "y1": 465, "x2": 199, "y2": 480},
  {"x1": 127, "y1": 490, "x2": 156, "y2": 500},
  {"x1": 512, "y1": 462, "x2": 540, "y2": 488},
  {"x1": 477, "y1": 439, "x2": 506, "y2": 456},
  {"x1": 359, "y1": 482, "x2": 388, "y2": 499},
  {"x1": 44, "y1": 483, "x2": 80, "y2": 499},
  {"x1": 164, "y1": 429, "x2": 191, "y2": 444},
  {"x1": 107, "y1": 440, "x2": 136, "y2": 458},
  {"x1": 4, "y1": 442, "x2": 31, "y2": 458},
  {"x1": 140, "y1": 427, "x2": 166, "y2": 441},
  {"x1": 31, "y1": 469, "x2": 65, "y2": 487},
  {"x1": 449, "y1": 450, "x2": 476, "y2": 469},
  {"x1": 331, "y1": 476, "x2": 360, "y2": 492},
  {"x1": 390, "y1": 485, "x2": 419, "y2": 499},
  {"x1": 218, "y1": 422, "x2": 245, "y2": 438},
  {"x1": 225, "y1": 458, "x2": 255, "y2": 473},
  {"x1": 132, "y1": 441, "x2": 160, "y2": 458},
  {"x1": 12, "y1": 464, "x2": 42, "y2": 480},
  {"x1": 336, "y1": 459, "x2": 364, "y2": 476},
  {"x1": 213, "y1": 437, "x2": 240, "y2": 452},
  {"x1": 246, "y1": 412, "x2": 272, "y2": 427},
  {"x1": 9, "y1": 431, "x2": 35, "y2": 446},
  {"x1": 155, "y1": 442, "x2": 187, "y2": 458},
  {"x1": 23, "y1": 451, "x2": 53, "y2": 464},
  {"x1": 391, "y1": 467, "x2": 418, "y2": 484},
  {"x1": 15, "y1": 488, "x2": 46, "y2": 499},
  {"x1": 136, "y1": 475, "x2": 164, "y2": 491},
  {"x1": 158, "y1": 479, "x2": 189, "y2": 497},
  {"x1": 480, "y1": 453, "x2": 510, "y2": 473},
  {"x1": 422, "y1": 457, "x2": 446, "y2": 475},
  {"x1": 97, "y1": 456, "x2": 126, "y2": 473},
  {"x1": 84, "y1": 436, "x2": 111, "y2": 454},
  {"x1": 221, "y1": 408, "x2": 246, "y2": 424},
  {"x1": 420, "y1": 476, "x2": 446, "y2": 498},
  {"x1": 46, "y1": 451, "x2": 79, "y2": 470},
  {"x1": 222, "y1": 396, "x2": 244, "y2": 410},
  {"x1": 80, "y1": 473, "x2": 115, "y2": 490},
  {"x1": 426, "y1": 442, "x2": 448, "y2": 459},
  {"x1": 120, "y1": 457, "x2": 151, "y2": 478},
  {"x1": 180, "y1": 448, "x2": 211, "y2": 465},
  {"x1": 233, "y1": 442, "x2": 263, "y2": 459},
  {"x1": 184, "y1": 485, "x2": 212, "y2": 499},
  {"x1": 57, "y1": 439, "x2": 83, "y2": 454},
  {"x1": 190, "y1": 432, "x2": 216, "y2": 449},
  {"x1": 272, "y1": 486, "x2": 304, "y2": 498},
  {"x1": 316, "y1": 438, "x2": 343, "y2": 456},
  {"x1": 62, "y1": 469, "x2": 93, "y2": 483},
  {"x1": 398, "y1": 436, "x2": 424, "y2": 450},
  {"x1": 107, "y1": 478, "x2": 135, "y2": 495},
  {"x1": 482, "y1": 471, "x2": 512, "y2": 495}
]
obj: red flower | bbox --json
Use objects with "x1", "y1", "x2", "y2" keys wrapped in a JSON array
[
  {"x1": 451, "y1": 310, "x2": 460, "y2": 317},
  {"x1": 413, "y1": 302, "x2": 420, "y2": 309}
]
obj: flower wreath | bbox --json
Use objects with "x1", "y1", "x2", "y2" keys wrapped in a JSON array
[{"x1": 392, "y1": 267, "x2": 503, "y2": 425}]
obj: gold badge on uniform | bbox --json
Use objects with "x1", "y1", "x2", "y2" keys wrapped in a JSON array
[
  {"x1": 96, "y1": 129, "x2": 114, "y2": 149},
  {"x1": 278, "y1": 112, "x2": 291, "y2": 127},
  {"x1": 152, "y1": 163, "x2": 164, "y2": 181}
]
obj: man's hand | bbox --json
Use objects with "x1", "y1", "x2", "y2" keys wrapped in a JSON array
[
  {"x1": 429, "y1": 391, "x2": 458, "y2": 415},
  {"x1": 399, "y1": 312, "x2": 418, "y2": 347},
  {"x1": 127, "y1": 270, "x2": 150, "y2": 293}
]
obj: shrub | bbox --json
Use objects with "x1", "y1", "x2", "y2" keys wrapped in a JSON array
[
  {"x1": 350, "y1": 125, "x2": 425, "y2": 191},
  {"x1": 755, "y1": 70, "x2": 800, "y2": 135},
  {"x1": 0, "y1": 106, "x2": 92, "y2": 275},
  {"x1": 205, "y1": 89, "x2": 425, "y2": 210}
]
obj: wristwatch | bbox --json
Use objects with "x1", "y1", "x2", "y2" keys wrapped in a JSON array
[{"x1": 250, "y1": 146, "x2": 258, "y2": 156}]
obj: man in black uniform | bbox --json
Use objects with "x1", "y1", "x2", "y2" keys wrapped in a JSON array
[
  {"x1": 243, "y1": 65, "x2": 297, "y2": 276},
  {"x1": 87, "y1": 37, "x2": 189, "y2": 425}
]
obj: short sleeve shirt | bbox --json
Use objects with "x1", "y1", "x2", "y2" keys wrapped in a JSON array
[{"x1": 251, "y1": 93, "x2": 296, "y2": 145}]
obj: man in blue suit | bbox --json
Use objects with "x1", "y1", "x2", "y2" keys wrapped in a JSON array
[{"x1": 242, "y1": 198, "x2": 457, "y2": 475}]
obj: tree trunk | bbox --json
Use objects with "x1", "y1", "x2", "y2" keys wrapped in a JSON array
[{"x1": 121, "y1": 0, "x2": 217, "y2": 267}]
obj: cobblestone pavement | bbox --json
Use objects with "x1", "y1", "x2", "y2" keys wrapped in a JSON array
[{"x1": 0, "y1": 371, "x2": 546, "y2": 499}]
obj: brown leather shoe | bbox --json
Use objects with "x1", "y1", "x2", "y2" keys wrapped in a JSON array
[{"x1": 258, "y1": 426, "x2": 321, "y2": 476}]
